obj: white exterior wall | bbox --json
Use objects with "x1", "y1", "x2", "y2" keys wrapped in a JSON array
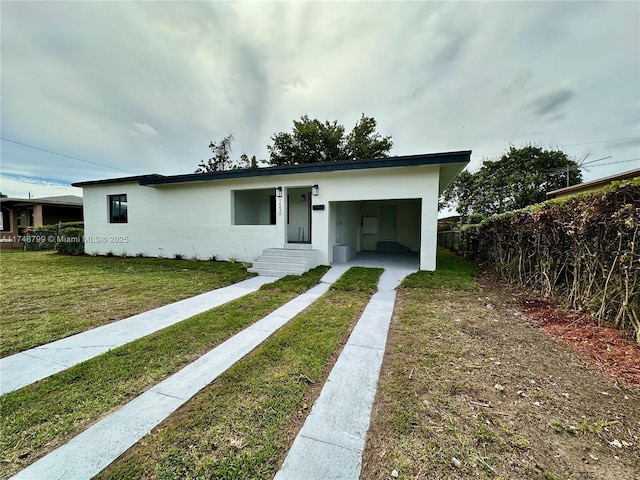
[
  {"x1": 82, "y1": 181, "x2": 277, "y2": 261},
  {"x1": 307, "y1": 165, "x2": 439, "y2": 270},
  {"x1": 82, "y1": 164, "x2": 442, "y2": 270}
]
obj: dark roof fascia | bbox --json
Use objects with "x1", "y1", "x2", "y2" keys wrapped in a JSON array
[
  {"x1": 72, "y1": 174, "x2": 164, "y2": 188},
  {"x1": 139, "y1": 151, "x2": 472, "y2": 187},
  {"x1": 547, "y1": 167, "x2": 640, "y2": 197}
]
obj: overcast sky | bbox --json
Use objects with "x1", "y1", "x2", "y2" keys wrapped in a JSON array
[{"x1": 1, "y1": 1, "x2": 639, "y2": 200}]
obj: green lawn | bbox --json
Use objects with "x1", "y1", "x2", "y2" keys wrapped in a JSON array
[
  {"x1": 2, "y1": 249, "x2": 486, "y2": 479},
  {"x1": 0, "y1": 267, "x2": 331, "y2": 479},
  {"x1": 97, "y1": 267, "x2": 383, "y2": 480},
  {"x1": 0, "y1": 251, "x2": 252, "y2": 357},
  {"x1": 401, "y1": 247, "x2": 478, "y2": 290}
]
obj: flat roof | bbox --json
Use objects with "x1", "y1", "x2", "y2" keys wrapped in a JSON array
[
  {"x1": 0, "y1": 195, "x2": 83, "y2": 207},
  {"x1": 72, "y1": 151, "x2": 471, "y2": 187}
]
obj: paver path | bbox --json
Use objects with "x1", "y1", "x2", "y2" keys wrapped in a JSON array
[
  {"x1": 275, "y1": 267, "x2": 412, "y2": 479},
  {"x1": 10, "y1": 271, "x2": 338, "y2": 480},
  {"x1": 0, "y1": 276, "x2": 275, "y2": 394}
]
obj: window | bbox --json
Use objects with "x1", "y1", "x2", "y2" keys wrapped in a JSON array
[
  {"x1": 1, "y1": 207, "x2": 10, "y2": 232},
  {"x1": 108, "y1": 194, "x2": 127, "y2": 223},
  {"x1": 232, "y1": 189, "x2": 275, "y2": 225}
]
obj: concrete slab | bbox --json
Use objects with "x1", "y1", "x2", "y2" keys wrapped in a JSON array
[
  {"x1": 276, "y1": 266, "x2": 412, "y2": 480},
  {"x1": 291, "y1": 343, "x2": 385, "y2": 452},
  {"x1": 275, "y1": 435, "x2": 364, "y2": 480},
  {"x1": 10, "y1": 278, "x2": 336, "y2": 480},
  {"x1": 345, "y1": 295, "x2": 395, "y2": 350},
  {"x1": 319, "y1": 264, "x2": 349, "y2": 284},
  {"x1": 1, "y1": 276, "x2": 276, "y2": 395}
]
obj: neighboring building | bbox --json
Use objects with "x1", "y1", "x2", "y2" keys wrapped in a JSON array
[
  {"x1": 73, "y1": 151, "x2": 470, "y2": 275},
  {"x1": 547, "y1": 168, "x2": 640, "y2": 199},
  {"x1": 0, "y1": 195, "x2": 84, "y2": 249}
]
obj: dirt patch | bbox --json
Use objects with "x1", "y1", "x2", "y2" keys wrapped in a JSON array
[
  {"x1": 362, "y1": 276, "x2": 640, "y2": 480},
  {"x1": 521, "y1": 298, "x2": 640, "y2": 387}
]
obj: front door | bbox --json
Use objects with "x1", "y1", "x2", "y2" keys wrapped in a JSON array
[{"x1": 286, "y1": 187, "x2": 312, "y2": 243}]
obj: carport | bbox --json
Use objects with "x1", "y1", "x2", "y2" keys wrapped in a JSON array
[{"x1": 329, "y1": 198, "x2": 421, "y2": 268}]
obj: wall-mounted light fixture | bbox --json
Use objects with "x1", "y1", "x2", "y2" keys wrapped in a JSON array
[
  {"x1": 312, "y1": 184, "x2": 319, "y2": 196},
  {"x1": 301, "y1": 194, "x2": 306, "y2": 202},
  {"x1": 275, "y1": 186, "x2": 283, "y2": 198}
]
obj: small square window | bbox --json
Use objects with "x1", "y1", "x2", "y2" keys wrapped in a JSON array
[{"x1": 108, "y1": 194, "x2": 127, "y2": 223}]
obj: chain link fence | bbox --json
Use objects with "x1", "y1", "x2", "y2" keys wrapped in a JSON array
[{"x1": 23, "y1": 222, "x2": 84, "y2": 251}]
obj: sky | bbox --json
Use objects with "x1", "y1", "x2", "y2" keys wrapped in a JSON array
[{"x1": 1, "y1": 0, "x2": 639, "y2": 201}]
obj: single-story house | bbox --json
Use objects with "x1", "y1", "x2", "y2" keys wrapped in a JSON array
[
  {"x1": 73, "y1": 151, "x2": 470, "y2": 275},
  {"x1": 0, "y1": 195, "x2": 84, "y2": 249},
  {"x1": 547, "y1": 167, "x2": 640, "y2": 199}
]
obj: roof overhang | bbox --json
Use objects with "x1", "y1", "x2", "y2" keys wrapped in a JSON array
[
  {"x1": 547, "y1": 167, "x2": 640, "y2": 198},
  {"x1": 72, "y1": 151, "x2": 471, "y2": 190}
]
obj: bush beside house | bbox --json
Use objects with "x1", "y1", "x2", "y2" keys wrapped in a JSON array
[
  {"x1": 55, "y1": 227, "x2": 85, "y2": 255},
  {"x1": 462, "y1": 179, "x2": 639, "y2": 343}
]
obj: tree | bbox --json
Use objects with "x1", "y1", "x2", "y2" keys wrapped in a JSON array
[
  {"x1": 440, "y1": 145, "x2": 583, "y2": 217},
  {"x1": 195, "y1": 135, "x2": 266, "y2": 173},
  {"x1": 195, "y1": 134, "x2": 234, "y2": 173},
  {"x1": 267, "y1": 114, "x2": 392, "y2": 166},
  {"x1": 343, "y1": 114, "x2": 393, "y2": 160}
]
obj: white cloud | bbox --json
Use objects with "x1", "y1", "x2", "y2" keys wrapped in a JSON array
[
  {"x1": 129, "y1": 122, "x2": 159, "y2": 137},
  {"x1": 0, "y1": 174, "x2": 82, "y2": 199},
  {"x1": 1, "y1": 0, "x2": 638, "y2": 186}
]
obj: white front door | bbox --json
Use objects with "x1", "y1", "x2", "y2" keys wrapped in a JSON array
[{"x1": 286, "y1": 187, "x2": 312, "y2": 243}]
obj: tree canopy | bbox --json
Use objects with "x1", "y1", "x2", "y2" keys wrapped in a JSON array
[
  {"x1": 195, "y1": 135, "x2": 264, "y2": 173},
  {"x1": 267, "y1": 114, "x2": 392, "y2": 166},
  {"x1": 440, "y1": 145, "x2": 583, "y2": 217},
  {"x1": 195, "y1": 114, "x2": 391, "y2": 173}
]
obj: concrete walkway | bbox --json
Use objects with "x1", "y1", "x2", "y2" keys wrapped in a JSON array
[
  {"x1": 11, "y1": 269, "x2": 340, "y2": 480},
  {"x1": 0, "y1": 276, "x2": 275, "y2": 395},
  {"x1": 275, "y1": 265, "x2": 415, "y2": 479}
]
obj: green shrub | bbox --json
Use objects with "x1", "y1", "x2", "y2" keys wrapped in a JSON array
[
  {"x1": 463, "y1": 181, "x2": 639, "y2": 343},
  {"x1": 31, "y1": 221, "x2": 84, "y2": 231},
  {"x1": 55, "y1": 227, "x2": 84, "y2": 255},
  {"x1": 467, "y1": 212, "x2": 486, "y2": 225}
]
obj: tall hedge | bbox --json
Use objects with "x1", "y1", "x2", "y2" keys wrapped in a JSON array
[{"x1": 462, "y1": 179, "x2": 639, "y2": 343}]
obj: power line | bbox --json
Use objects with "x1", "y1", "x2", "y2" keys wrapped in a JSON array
[
  {"x1": 587, "y1": 158, "x2": 640, "y2": 168},
  {"x1": 1, "y1": 137, "x2": 137, "y2": 174}
]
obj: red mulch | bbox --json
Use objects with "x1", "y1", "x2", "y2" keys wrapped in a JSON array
[{"x1": 520, "y1": 299, "x2": 640, "y2": 387}]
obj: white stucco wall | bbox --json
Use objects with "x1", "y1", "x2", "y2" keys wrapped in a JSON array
[
  {"x1": 82, "y1": 181, "x2": 277, "y2": 261},
  {"x1": 307, "y1": 165, "x2": 440, "y2": 270},
  {"x1": 81, "y1": 163, "x2": 444, "y2": 270}
]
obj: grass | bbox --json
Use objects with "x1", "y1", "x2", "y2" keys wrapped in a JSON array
[
  {"x1": 0, "y1": 266, "x2": 329, "y2": 478},
  {"x1": 361, "y1": 282, "x2": 535, "y2": 478},
  {"x1": 97, "y1": 266, "x2": 382, "y2": 479},
  {"x1": 361, "y1": 250, "x2": 640, "y2": 479},
  {"x1": 360, "y1": 251, "x2": 499, "y2": 478},
  {"x1": 0, "y1": 251, "x2": 252, "y2": 357},
  {"x1": 401, "y1": 248, "x2": 478, "y2": 290}
]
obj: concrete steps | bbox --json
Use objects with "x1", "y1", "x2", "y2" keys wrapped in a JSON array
[{"x1": 248, "y1": 246, "x2": 317, "y2": 277}]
